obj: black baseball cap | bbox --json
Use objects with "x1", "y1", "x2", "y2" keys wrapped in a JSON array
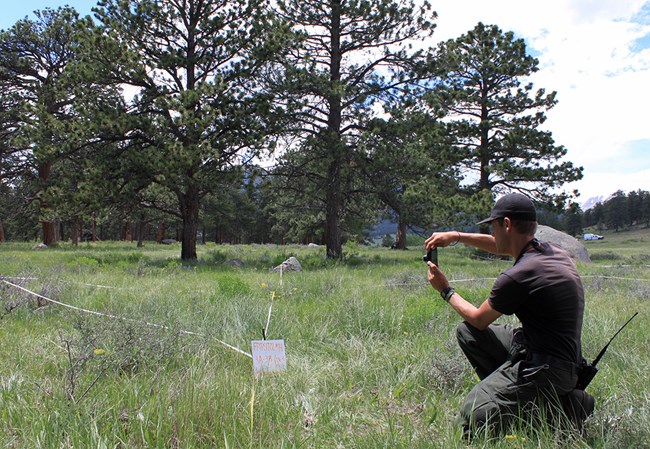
[{"x1": 477, "y1": 193, "x2": 537, "y2": 225}]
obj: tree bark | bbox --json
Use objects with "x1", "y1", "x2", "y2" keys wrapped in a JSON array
[
  {"x1": 324, "y1": 2, "x2": 344, "y2": 259},
  {"x1": 121, "y1": 222, "x2": 132, "y2": 241},
  {"x1": 395, "y1": 218, "x2": 408, "y2": 250},
  {"x1": 0, "y1": 217, "x2": 5, "y2": 243},
  {"x1": 137, "y1": 220, "x2": 145, "y2": 248},
  {"x1": 179, "y1": 187, "x2": 199, "y2": 260},
  {"x1": 156, "y1": 222, "x2": 165, "y2": 243},
  {"x1": 72, "y1": 219, "x2": 80, "y2": 245},
  {"x1": 39, "y1": 162, "x2": 58, "y2": 246},
  {"x1": 325, "y1": 155, "x2": 343, "y2": 259},
  {"x1": 41, "y1": 220, "x2": 57, "y2": 246}
]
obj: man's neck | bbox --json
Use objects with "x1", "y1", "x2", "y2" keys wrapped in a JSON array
[{"x1": 509, "y1": 235, "x2": 536, "y2": 259}]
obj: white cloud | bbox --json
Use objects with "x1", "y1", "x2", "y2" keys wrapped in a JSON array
[{"x1": 565, "y1": 168, "x2": 650, "y2": 200}]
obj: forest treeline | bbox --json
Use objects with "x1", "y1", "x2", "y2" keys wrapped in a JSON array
[
  {"x1": 537, "y1": 189, "x2": 650, "y2": 238},
  {"x1": 0, "y1": 0, "x2": 599, "y2": 259}
]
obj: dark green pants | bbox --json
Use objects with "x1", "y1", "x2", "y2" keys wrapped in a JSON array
[{"x1": 456, "y1": 322, "x2": 577, "y2": 433}]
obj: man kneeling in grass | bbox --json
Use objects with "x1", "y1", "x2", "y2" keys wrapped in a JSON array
[{"x1": 425, "y1": 193, "x2": 594, "y2": 437}]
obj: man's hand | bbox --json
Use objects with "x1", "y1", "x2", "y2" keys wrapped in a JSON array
[
  {"x1": 426, "y1": 230, "x2": 499, "y2": 255},
  {"x1": 424, "y1": 231, "x2": 460, "y2": 251},
  {"x1": 427, "y1": 261, "x2": 502, "y2": 330},
  {"x1": 427, "y1": 261, "x2": 449, "y2": 293}
]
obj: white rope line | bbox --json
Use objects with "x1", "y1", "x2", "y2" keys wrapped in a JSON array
[
  {"x1": 1, "y1": 279, "x2": 252, "y2": 359},
  {"x1": 448, "y1": 275, "x2": 650, "y2": 283},
  {"x1": 451, "y1": 275, "x2": 650, "y2": 283},
  {"x1": 264, "y1": 294, "x2": 274, "y2": 338},
  {"x1": 1, "y1": 275, "x2": 219, "y2": 294},
  {"x1": 598, "y1": 265, "x2": 650, "y2": 268},
  {"x1": 264, "y1": 265, "x2": 282, "y2": 338},
  {"x1": 582, "y1": 275, "x2": 650, "y2": 282},
  {"x1": 5, "y1": 272, "x2": 649, "y2": 297},
  {"x1": 0, "y1": 276, "x2": 38, "y2": 281},
  {"x1": 449, "y1": 277, "x2": 499, "y2": 283},
  {"x1": 55, "y1": 278, "x2": 215, "y2": 292},
  {"x1": 382, "y1": 277, "x2": 498, "y2": 288},
  {"x1": 381, "y1": 275, "x2": 650, "y2": 289},
  {"x1": 62, "y1": 280, "x2": 120, "y2": 289}
]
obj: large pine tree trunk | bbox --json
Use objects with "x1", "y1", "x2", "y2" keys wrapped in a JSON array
[
  {"x1": 324, "y1": 4, "x2": 344, "y2": 260},
  {"x1": 156, "y1": 222, "x2": 165, "y2": 243},
  {"x1": 39, "y1": 162, "x2": 58, "y2": 246},
  {"x1": 0, "y1": 217, "x2": 5, "y2": 243},
  {"x1": 72, "y1": 219, "x2": 80, "y2": 246},
  {"x1": 394, "y1": 218, "x2": 408, "y2": 250},
  {"x1": 325, "y1": 156, "x2": 342, "y2": 259},
  {"x1": 41, "y1": 219, "x2": 57, "y2": 246},
  {"x1": 179, "y1": 188, "x2": 199, "y2": 260},
  {"x1": 121, "y1": 222, "x2": 132, "y2": 241},
  {"x1": 216, "y1": 226, "x2": 221, "y2": 244},
  {"x1": 137, "y1": 221, "x2": 145, "y2": 248}
]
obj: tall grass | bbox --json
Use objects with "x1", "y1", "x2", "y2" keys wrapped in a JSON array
[{"x1": 1, "y1": 238, "x2": 648, "y2": 448}]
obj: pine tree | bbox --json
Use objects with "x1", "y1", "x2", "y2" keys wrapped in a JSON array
[
  {"x1": 0, "y1": 7, "x2": 81, "y2": 245},
  {"x1": 564, "y1": 202, "x2": 583, "y2": 236},
  {"x1": 430, "y1": 22, "x2": 583, "y2": 211},
  {"x1": 627, "y1": 190, "x2": 641, "y2": 226},
  {"x1": 640, "y1": 190, "x2": 650, "y2": 227},
  {"x1": 74, "y1": 0, "x2": 287, "y2": 259},
  {"x1": 359, "y1": 103, "x2": 463, "y2": 249},
  {"x1": 270, "y1": 0, "x2": 437, "y2": 258},
  {"x1": 605, "y1": 190, "x2": 628, "y2": 232}
]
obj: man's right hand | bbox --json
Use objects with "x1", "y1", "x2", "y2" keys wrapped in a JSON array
[
  {"x1": 426, "y1": 261, "x2": 449, "y2": 293},
  {"x1": 425, "y1": 231, "x2": 459, "y2": 251}
]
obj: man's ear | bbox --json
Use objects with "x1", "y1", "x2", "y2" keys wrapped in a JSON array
[{"x1": 503, "y1": 217, "x2": 512, "y2": 231}]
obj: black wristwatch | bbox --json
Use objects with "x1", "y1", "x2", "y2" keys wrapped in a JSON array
[{"x1": 440, "y1": 286, "x2": 455, "y2": 302}]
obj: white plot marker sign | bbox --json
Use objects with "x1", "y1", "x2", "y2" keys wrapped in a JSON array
[{"x1": 251, "y1": 340, "x2": 287, "y2": 375}]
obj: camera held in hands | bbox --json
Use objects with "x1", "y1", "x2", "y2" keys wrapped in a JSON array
[{"x1": 423, "y1": 248, "x2": 438, "y2": 265}]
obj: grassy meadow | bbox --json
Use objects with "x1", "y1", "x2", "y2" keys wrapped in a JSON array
[{"x1": 0, "y1": 229, "x2": 648, "y2": 448}]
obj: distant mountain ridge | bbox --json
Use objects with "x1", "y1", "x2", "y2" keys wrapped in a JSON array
[{"x1": 581, "y1": 194, "x2": 614, "y2": 211}]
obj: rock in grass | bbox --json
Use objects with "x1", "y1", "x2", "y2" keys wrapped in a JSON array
[
  {"x1": 272, "y1": 257, "x2": 302, "y2": 272},
  {"x1": 535, "y1": 225, "x2": 591, "y2": 263}
]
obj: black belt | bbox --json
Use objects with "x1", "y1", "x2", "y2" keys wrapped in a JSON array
[{"x1": 526, "y1": 352, "x2": 579, "y2": 374}]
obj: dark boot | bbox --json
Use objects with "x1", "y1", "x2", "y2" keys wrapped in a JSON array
[{"x1": 560, "y1": 389, "x2": 595, "y2": 430}]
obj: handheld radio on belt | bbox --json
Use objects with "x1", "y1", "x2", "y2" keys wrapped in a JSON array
[{"x1": 576, "y1": 312, "x2": 638, "y2": 390}]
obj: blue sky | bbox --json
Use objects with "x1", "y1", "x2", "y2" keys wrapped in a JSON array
[
  {"x1": 0, "y1": 0, "x2": 97, "y2": 27},
  {"x1": 2, "y1": 0, "x2": 649, "y2": 203}
]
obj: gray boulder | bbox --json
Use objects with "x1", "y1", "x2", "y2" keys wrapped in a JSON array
[
  {"x1": 535, "y1": 225, "x2": 590, "y2": 263},
  {"x1": 272, "y1": 256, "x2": 302, "y2": 272}
]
